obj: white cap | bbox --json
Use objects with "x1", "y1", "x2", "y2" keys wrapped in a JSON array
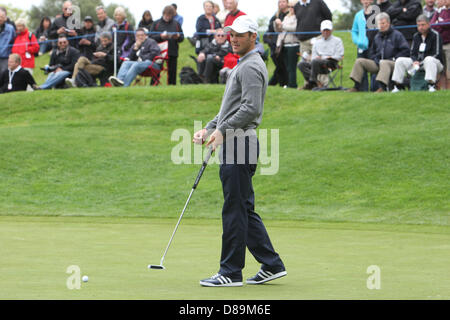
[
  {"x1": 320, "y1": 20, "x2": 333, "y2": 31},
  {"x1": 223, "y1": 15, "x2": 258, "y2": 34}
]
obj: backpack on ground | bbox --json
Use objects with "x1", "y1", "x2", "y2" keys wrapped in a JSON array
[
  {"x1": 179, "y1": 66, "x2": 204, "y2": 84},
  {"x1": 75, "y1": 69, "x2": 97, "y2": 88}
]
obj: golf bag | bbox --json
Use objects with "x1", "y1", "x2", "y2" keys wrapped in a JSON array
[
  {"x1": 75, "y1": 69, "x2": 97, "y2": 88},
  {"x1": 179, "y1": 66, "x2": 204, "y2": 85}
]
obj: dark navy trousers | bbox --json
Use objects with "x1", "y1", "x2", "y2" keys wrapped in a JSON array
[{"x1": 218, "y1": 136, "x2": 285, "y2": 280}]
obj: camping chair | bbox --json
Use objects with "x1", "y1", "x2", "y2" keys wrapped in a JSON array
[
  {"x1": 134, "y1": 41, "x2": 169, "y2": 86},
  {"x1": 326, "y1": 58, "x2": 344, "y2": 89}
]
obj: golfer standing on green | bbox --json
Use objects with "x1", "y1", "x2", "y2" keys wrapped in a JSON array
[{"x1": 193, "y1": 16, "x2": 286, "y2": 287}]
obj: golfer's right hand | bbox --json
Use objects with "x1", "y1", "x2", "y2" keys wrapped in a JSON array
[{"x1": 193, "y1": 128, "x2": 208, "y2": 145}]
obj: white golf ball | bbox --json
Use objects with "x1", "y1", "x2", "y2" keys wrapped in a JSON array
[{"x1": 82, "y1": 275, "x2": 89, "y2": 282}]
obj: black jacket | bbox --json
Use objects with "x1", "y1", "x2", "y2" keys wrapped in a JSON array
[
  {"x1": 370, "y1": 27, "x2": 410, "y2": 64},
  {"x1": 91, "y1": 42, "x2": 115, "y2": 75},
  {"x1": 195, "y1": 14, "x2": 221, "y2": 40},
  {"x1": 200, "y1": 39, "x2": 232, "y2": 63},
  {"x1": 49, "y1": 46, "x2": 81, "y2": 74},
  {"x1": 386, "y1": 0, "x2": 422, "y2": 41},
  {"x1": 114, "y1": 20, "x2": 135, "y2": 58},
  {"x1": 150, "y1": 18, "x2": 184, "y2": 57},
  {"x1": 294, "y1": 0, "x2": 332, "y2": 41},
  {"x1": 0, "y1": 68, "x2": 36, "y2": 93},
  {"x1": 128, "y1": 38, "x2": 161, "y2": 62},
  {"x1": 410, "y1": 29, "x2": 444, "y2": 64},
  {"x1": 49, "y1": 14, "x2": 80, "y2": 47},
  {"x1": 78, "y1": 27, "x2": 97, "y2": 60}
]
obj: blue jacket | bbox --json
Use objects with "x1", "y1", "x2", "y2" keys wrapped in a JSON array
[
  {"x1": 0, "y1": 23, "x2": 16, "y2": 58},
  {"x1": 370, "y1": 27, "x2": 410, "y2": 65},
  {"x1": 352, "y1": 10, "x2": 369, "y2": 51}
]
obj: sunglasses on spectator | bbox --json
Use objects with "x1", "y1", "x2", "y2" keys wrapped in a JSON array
[{"x1": 216, "y1": 34, "x2": 226, "y2": 37}]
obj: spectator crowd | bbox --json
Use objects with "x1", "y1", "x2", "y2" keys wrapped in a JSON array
[{"x1": 0, "y1": 0, "x2": 449, "y2": 94}]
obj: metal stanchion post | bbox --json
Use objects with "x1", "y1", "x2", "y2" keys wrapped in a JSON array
[{"x1": 113, "y1": 27, "x2": 117, "y2": 77}]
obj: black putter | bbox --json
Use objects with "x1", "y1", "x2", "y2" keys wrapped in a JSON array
[{"x1": 148, "y1": 147, "x2": 214, "y2": 270}]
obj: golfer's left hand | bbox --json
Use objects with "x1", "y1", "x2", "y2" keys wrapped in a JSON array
[{"x1": 206, "y1": 129, "x2": 223, "y2": 151}]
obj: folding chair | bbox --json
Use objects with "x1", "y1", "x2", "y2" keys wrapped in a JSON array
[
  {"x1": 326, "y1": 58, "x2": 344, "y2": 90},
  {"x1": 134, "y1": 41, "x2": 169, "y2": 86}
]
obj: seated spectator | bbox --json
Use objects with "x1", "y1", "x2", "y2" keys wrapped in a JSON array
[
  {"x1": 275, "y1": 0, "x2": 300, "y2": 89},
  {"x1": 12, "y1": 19, "x2": 40, "y2": 75},
  {"x1": 150, "y1": 5, "x2": 184, "y2": 85},
  {"x1": 386, "y1": 0, "x2": 422, "y2": 44},
  {"x1": 431, "y1": 0, "x2": 449, "y2": 81},
  {"x1": 0, "y1": 7, "x2": 16, "y2": 76},
  {"x1": 113, "y1": 6, "x2": 135, "y2": 59},
  {"x1": 219, "y1": 52, "x2": 239, "y2": 83},
  {"x1": 0, "y1": 54, "x2": 37, "y2": 93},
  {"x1": 36, "y1": 35, "x2": 80, "y2": 90},
  {"x1": 348, "y1": 12, "x2": 410, "y2": 92},
  {"x1": 172, "y1": 4, "x2": 184, "y2": 26},
  {"x1": 66, "y1": 32, "x2": 115, "y2": 88},
  {"x1": 224, "y1": 0, "x2": 246, "y2": 28},
  {"x1": 49, "y1": 1, "x2": 79, "y2": 48},
  {"x1": 139, "y1": 10, "x2": 154, "y2": 30},
  {"x1": 78, "y1": 16, "x2": 97, "y2": 60},
  {"x1": 392, "y1": 15, "x2": 444, "y2": 92},
  {"x1": 95, "y1": 5, "x2": 115, "y2": 44},
  {"x1": 197, "y1": 28, "x2": 231, "y2": 83},
  {"x1": 109, "y1": 28, "x2": 161, "y2": 87},
  {"x1": 195, "y1": 1, "x2": 222, "y2": 54},
  {"x1": 352, "y1": 0, "x2": 381, "y2": 92},
  {"x1": 264, "y1": 0, "x2": 289, "y2": 87},
  {"x1": 424, "y1": 0, "x2": 438, "y2": 20},
  {"x1": 35, "y1": 17, "x2": 52, "y2": 55},
  {"x1": 298, "y1": 20, "x2": 344, "y2": 90},
  {"x1": 294, "y1": 0, "x2": 332, "y2": 61}
]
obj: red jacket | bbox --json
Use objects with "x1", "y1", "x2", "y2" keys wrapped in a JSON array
[
  {"x1": 224, "y1": 10, "x2": 246, "y2": 28},
  {"x1": 11, "y1": 29, "x2": 40, "y2": 69},
  {"x1": 431, "y1": 8, "x2": 450, "y2": 44}
]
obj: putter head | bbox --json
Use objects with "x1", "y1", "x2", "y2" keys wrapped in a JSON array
[{"x1": 148, "y1": 264, "x2": 165, "y2": 270}]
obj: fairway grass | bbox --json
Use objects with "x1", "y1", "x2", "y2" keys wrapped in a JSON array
[{"x1": 0, "y1": 216, "x2": 449, "y2": 300}]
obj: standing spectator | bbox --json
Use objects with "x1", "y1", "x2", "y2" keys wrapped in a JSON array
[
  {"x1": 113, "y1": 6, "x2": 135, "y2": 59},
  {"x1": 78, "y1": 16, "x2": 97, "y2": 60},
  {"x1": 392, "y1": 15, "x2": 444, "y2": 92},
  {"x1": 197, "y1": 28, "x2": 231, "y2": 83},
  {"x1": 35, "y1": 17, "x2": 52, "y2": 55},
  {"x1": 195, "y1": 1, "x2": 222, "y2": 54},
  {"x1": 423, "y1": 0, "x2": 438, "y2": 20},
  {"x1": 37, "y1": 35, "x2": 80, "y2": 90},
  {"x1": 431, "y1": 0, "x2": 449, "y2": 81},
  {"x1": 65, "y1": 32, "x2": 116, "y2": 88},
  {"x1": 348, "y1": 12, "x2": 410, "y2": 92},
  {"x1": 0, "y1": 54, "x2": 37, "y2": 93},
  {"x1": 294, "y1": 0, "x2": 332, "y2": 60},
  {"x1": 172, "y1": 4, "x2": 184, "y2": 27},
  {"x1": 352, "y1": 0, "x2": 379, "y2": 92},
  {"x1": 376, "y1": 0, "x2": 392, "y2": 12},
  {"x1": 224, "y1": 0, "x2": 246, "y2": 28},
  {"x1": 298, "y1": 20, "x2": 344, "y2": 90},
  {"x1": 386, "y1": 0, "x2": 422, "y2": 44},
  {"x1": 49, "y1": 1, "x2": 79, "y2": 48},
  {"x1": 95, "y1": 6, "x2": 115, "y2": 44},
  {"x1": 11, "y1": 19, "x2": 40, "y2": 76},
  {"x1": 0, "y1": 7, "x2": 15, "y2": 76},
  {"x1": 264, "y1": 0, "x2": 290, "y2": 87},
  {"x1": 0, "y1": 6, "x2": 16, "y2": 30},
  {"x1": 275, "y1": 0, "x2": 300, "y2": 89},
  {"x1": 109, "y1": 28, "x2": 161, "y2": 87},
  {"x1": 139, "y1": 10, "x2": 154, "y2": 30},
  {"x1": 216, "y1": 0, "x2": 230, "y2": 26},
  {"x1": 150, "y1": 5, "x2": 184, "y2": 85}
]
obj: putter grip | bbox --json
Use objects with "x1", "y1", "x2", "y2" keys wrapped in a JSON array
[{"x1": 193, "y1": 148, "x2": 213, "y2": 189}]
